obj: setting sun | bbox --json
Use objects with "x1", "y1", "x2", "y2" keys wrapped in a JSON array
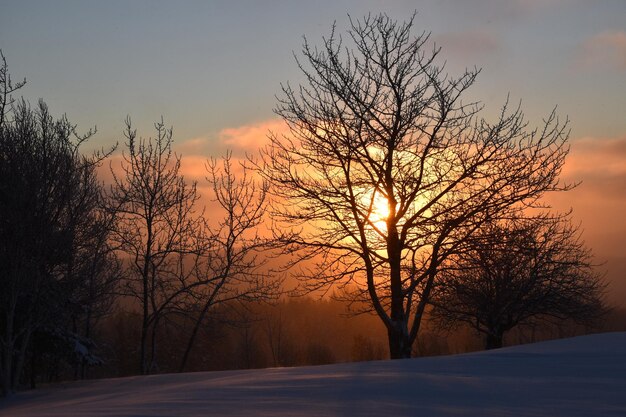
[{"x1": 366, "y1": 191, "x2": 390, "y2": 232}]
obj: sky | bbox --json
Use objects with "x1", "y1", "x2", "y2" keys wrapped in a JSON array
[{"x1": 1, "y1": 0, "x2": 625, "y2": 305}]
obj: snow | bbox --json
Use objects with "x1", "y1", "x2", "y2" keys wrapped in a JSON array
[{"x1": 2, "y1": 332, "x2": 625, "y2": 417}]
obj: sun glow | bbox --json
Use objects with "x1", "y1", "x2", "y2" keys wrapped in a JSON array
[{"x1": 367, "y1": 191, "x2": 390, "y2": 232}]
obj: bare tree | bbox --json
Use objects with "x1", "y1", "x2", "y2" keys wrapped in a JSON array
[
  {"x1": 261, "y1": 13, "x2": 571, "y2": 358},
  {"x1": 178, "y1": 154, "x2": 280, "y2": 372},
  {"x1": 431, "y1": 214, "x2": 605, "y2": 349},
  {"x1": 263, "y1": 307, "x2": 286, "y2": 368},
  {"x1": 0, "y1": 51, "x2": 26, "y2": 126},
  {"x1": 0, "y1": 85, "x2": 113, "y2": 395},
  {"x1": 70, "y1": 205, "x2": 121, "y2": 379},
  {"x1": 111, "y1": 120, "x2": 279, "y2": 374},
  {"x1": 110, "y1": 117, "x2": 202, "y2": 374}
]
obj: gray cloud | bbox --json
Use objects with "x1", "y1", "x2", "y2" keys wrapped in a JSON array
[
  {"x1": 434, "y1": 30, "x2": 500, "y2": 61},
  {"x1": 577, "y1": 31, "x2": 626, "y2": 71}
]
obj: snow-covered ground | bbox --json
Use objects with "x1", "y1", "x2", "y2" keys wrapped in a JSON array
[{"x1": 2, "y1": 332, "x2": 625, "y2": 417}]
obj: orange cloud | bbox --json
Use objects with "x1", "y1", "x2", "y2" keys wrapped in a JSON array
[
  {"x1": 175, "y1": 119, "x2": 288, "y2": 162},
  {"x1": 179, "y1": 155, "x2": 210, "y2": 184},
  {"x1": 544, "y1": 135, "x2": 626, "y2": 306},
  {"x1": 176, "y1": 137, "x2": 212, "y2": 156},
  {"x1": 578, "y1": 31, "x2": 626, "y2": 71},
  {"x1": 560, "y1": 136, "x2": 626, "y2": 198},
  {"x1": 217, "y1": 118, "x2": 288, "y2": 154}
]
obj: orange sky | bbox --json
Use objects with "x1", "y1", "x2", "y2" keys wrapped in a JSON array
[{"x1": 167, "y1": 120, "x2": 626, "y2": 307}]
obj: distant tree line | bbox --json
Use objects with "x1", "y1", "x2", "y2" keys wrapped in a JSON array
[{"x1": 0, "y1": 10, "x2": 608, "y2": 397}]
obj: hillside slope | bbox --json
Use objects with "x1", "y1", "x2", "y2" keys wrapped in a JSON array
[{"x1": 2, "y1": 332, "x2": 625, "y2": 417}]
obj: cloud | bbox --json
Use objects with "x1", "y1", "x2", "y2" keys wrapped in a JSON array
[
  {"x1": 560, "y1": 136, "x2": 626, "y2": 196},
  {"x1": 544, "y1": 135, "x2": 626, "y2": 306},
  {"x1": 179, "y1": 155, "x2": 209, "y2": 184},
  {"x1": 434, "y1": 30, "x2": 499, "y2": 61},
  {"x1": 217, "y1": 118, "x2": 288, "y2": 154},
  {"x1": 578, "y1": 31, "x2": 626, "y2": 71},
  {"x1": 173, "y1": 118, "x2": 289, "y2": 162},
  {"x1": 159, "y1": 118, "x2": 290, "y2": 202},
  {"x1": 176, "y1": 137, "x2": 212, "y2": 156},
  {"x1": 442, "y1": 0, "x2": 566, "y2": 25},
  {"x1": 551, "y1": 137, "x2": 626, "y2": 220},
  {"x1": 513, "y1": 0, "x2": 566, "y2": 13}
]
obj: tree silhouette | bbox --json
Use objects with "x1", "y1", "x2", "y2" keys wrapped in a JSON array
[
  {"x1": 110, "y1": 119, "x2": 279, "y2": 374},
  {"x1": 262, "y1": 13, "x2": 571, "y2": 358},
  {"x1": 178, "y1": 154, "x2": 280, "y2": 373},
  {"x1": 431, "y1": 214, "x2": 605, "y2": 349},
  {"x1": 1, "y1": 55, "x2": 115, "y2": 392},
  {"x1": 110, "y1": 117, "x2": 203, "y2": 374}
]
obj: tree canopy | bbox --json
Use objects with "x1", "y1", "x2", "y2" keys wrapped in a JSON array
[{"x1": 262, "y1": 13, "x2": 571, "y2": 358}]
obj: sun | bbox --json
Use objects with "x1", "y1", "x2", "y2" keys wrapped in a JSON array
[
  {"x1": 373, "y1": 193, "x2": 389, "y2": 219},
  {"x1": 367, "y1": 191, "x2": 390, "y2": 232}
]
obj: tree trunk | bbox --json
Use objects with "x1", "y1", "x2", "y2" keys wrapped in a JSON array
[
  {"x1": 81, "y1": 306, "x2": 92, "y2": 380},
  {"x1": 387, "y1": 219, "x2": 410, "y2": 359},
  {"x1": 140, "y1": 317, "x2": 149, "y2": 374},
  {"x1": 148, "y1": 317, "x2": 160, "y2": 374},
  {"x1": 30, "y1": 341, "x2": 37, "y2": 389},
  {"x1": 1, "y1": 316, "x2": 13, "y2": 396},
  {"x1": 485, "y1": 329, "x2": 504, "y2": 350},
  {"x1": 179, "y1": 299, "x2": 213, "y2": 373},
  {"x1": 387, "y1": 324, "x2": 412, "y2": 359},
  {"x1": 1, "y1": 343, "x2": 12, "y2": 397},
  {"x1": 140, "y1": 226, "x2": 153, "y2": 375},
  {"x1": 11, "y1": 330, "x2": 30, "y2": 393}
]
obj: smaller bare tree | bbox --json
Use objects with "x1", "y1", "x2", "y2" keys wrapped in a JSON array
[
  {"x1": 431, "y1": 214, "x2": 606, "y2": 350},
  {"x1": 110, "y1": 117, "x2": 202, "y2": 374},
  {"x1": 178, "y1": 154, "x2": 280, "y2": 372}
]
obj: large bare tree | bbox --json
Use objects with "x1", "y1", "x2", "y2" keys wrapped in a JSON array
[
  {"x1": 431, "y1": 214, "x2": 605, "y2": 350},
  {"x1": 261, "y1": 13, "x2": 571, "y2": 358}
]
